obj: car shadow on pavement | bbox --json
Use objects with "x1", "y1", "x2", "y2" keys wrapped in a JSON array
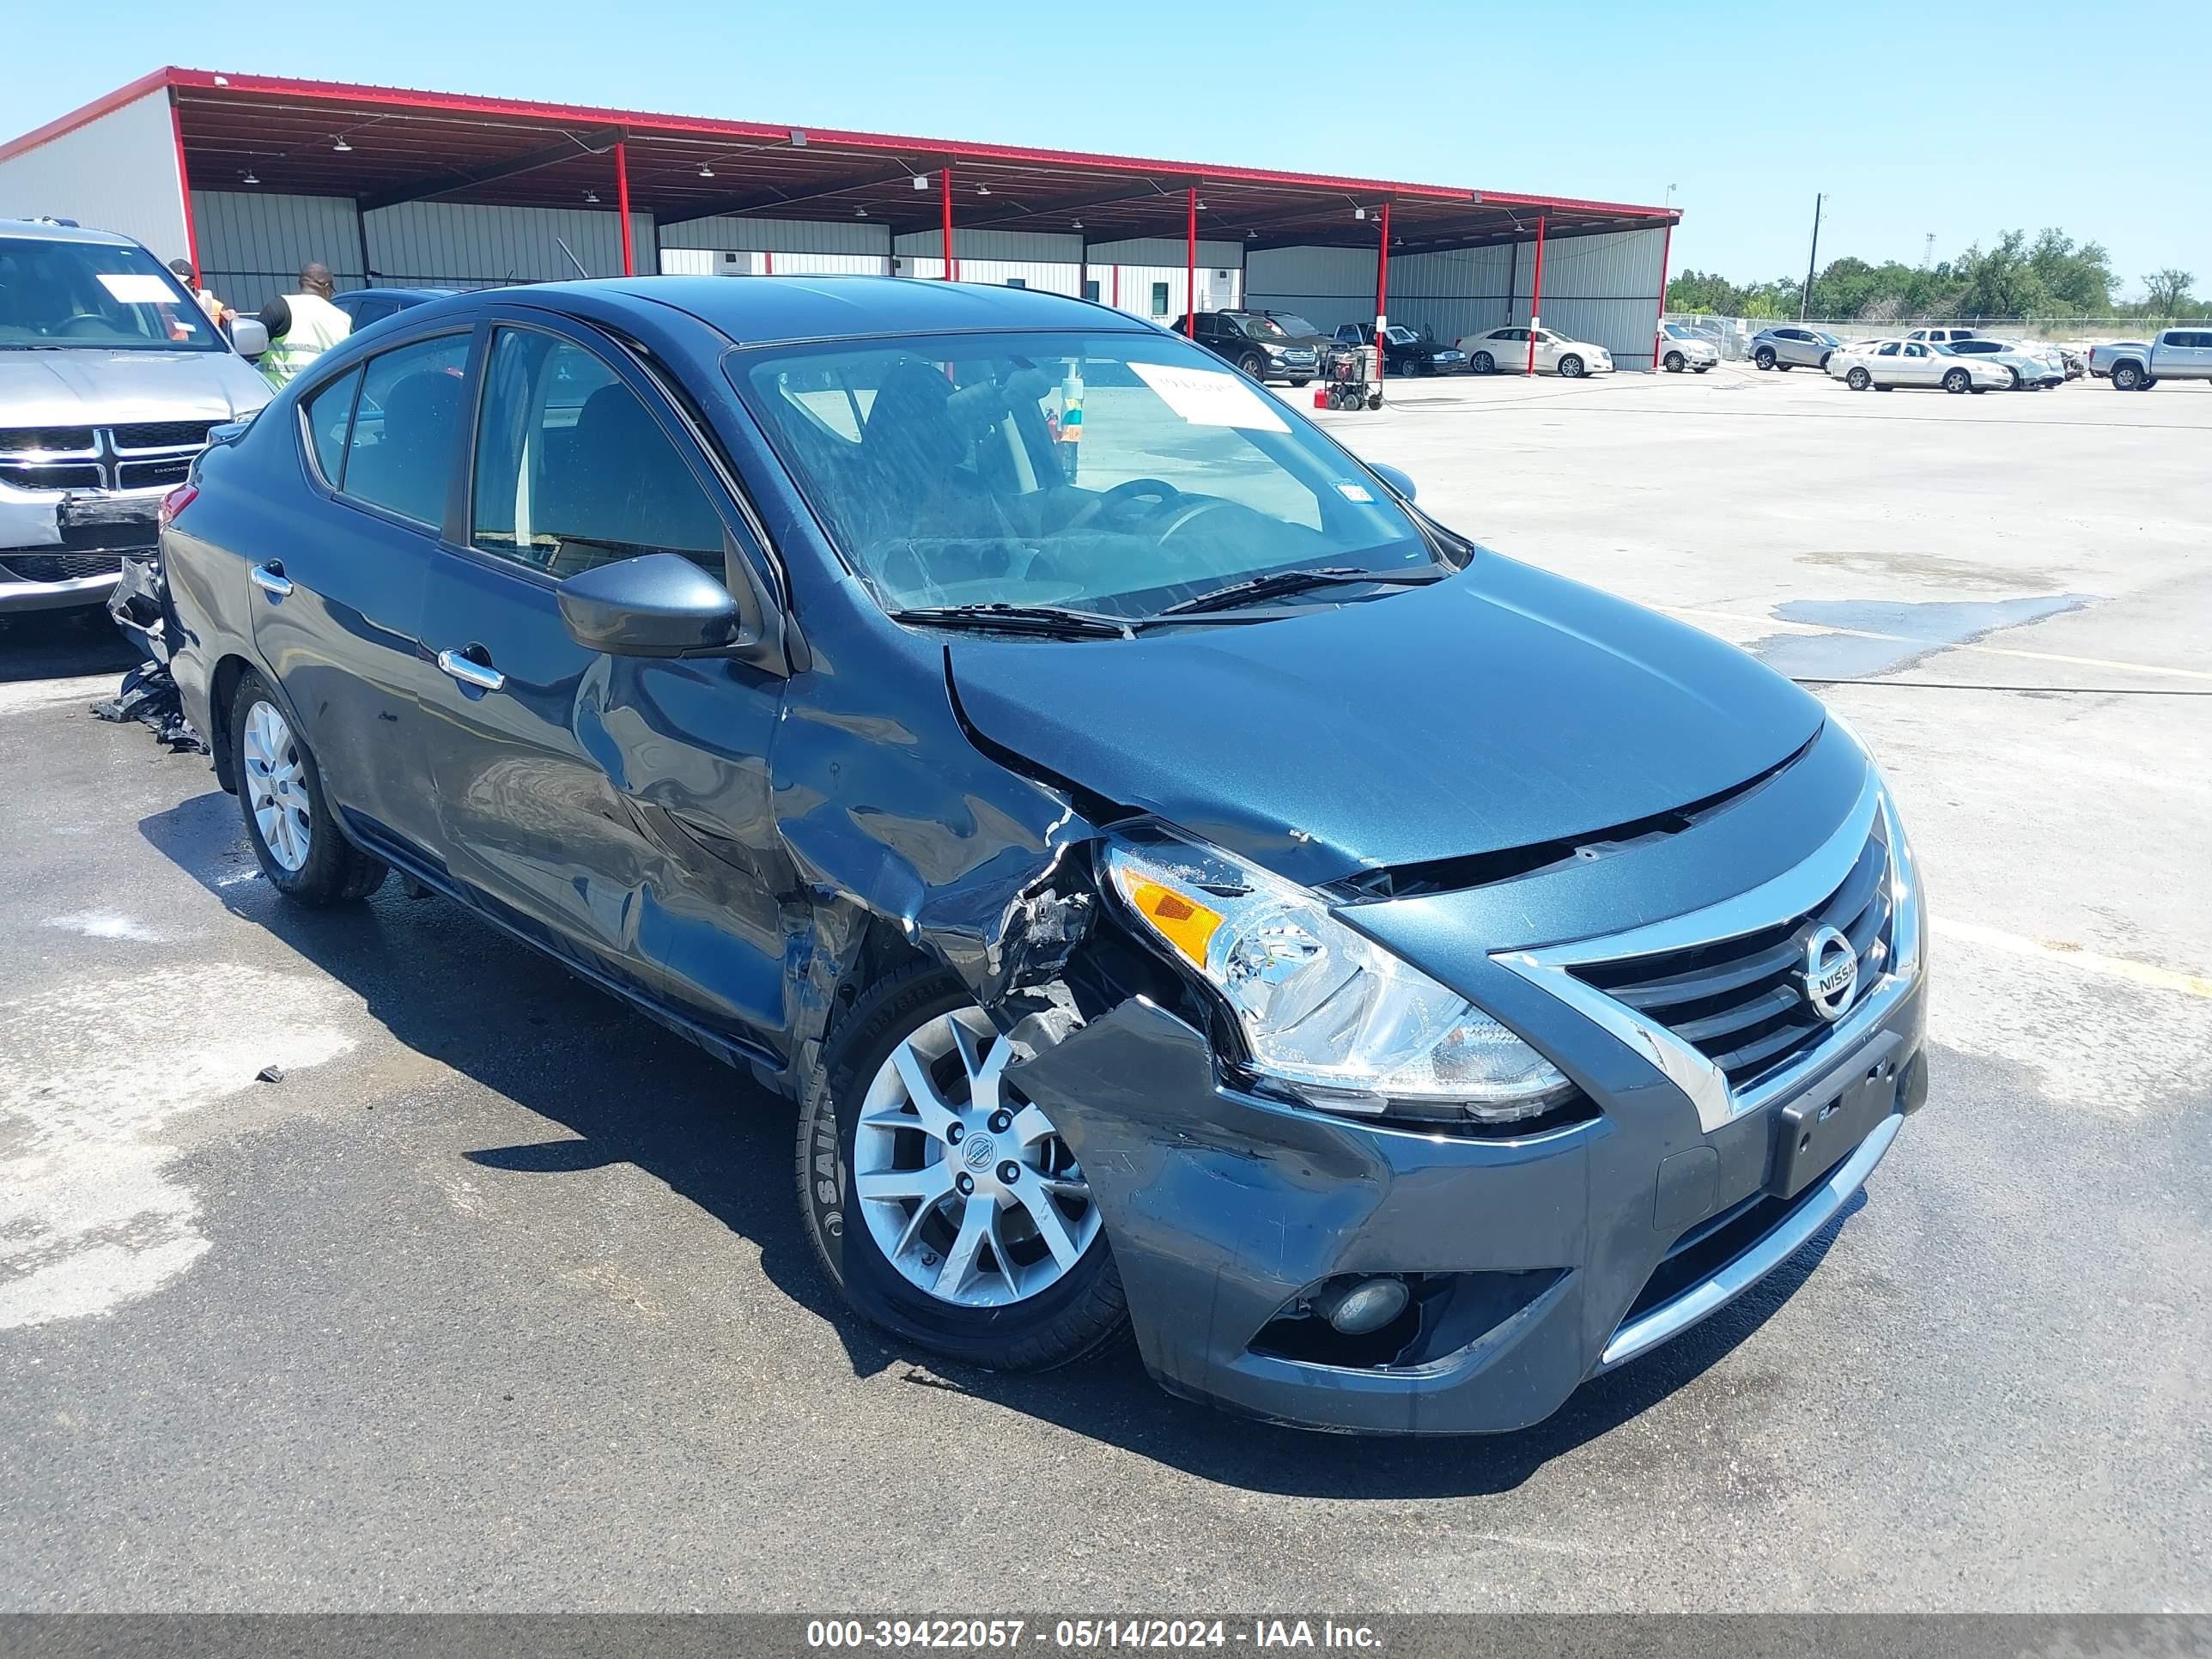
[
  {"x1": 0, "y1": 609, "x2": 137, "y2": 682},
  {"x1": 143, "y1": 784, "x2": 1859, "y2": 1500}
]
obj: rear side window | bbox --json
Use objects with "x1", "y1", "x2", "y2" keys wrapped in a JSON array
[
  {"x1": 340, "y1": 333, "x2": 471, "y2": 527},
  {"x1": 470, "y1": 326, "x2": 726, "y2": 580},
  {"x1": 301, "y1": 367, "x2": 362, "y2": 486}
]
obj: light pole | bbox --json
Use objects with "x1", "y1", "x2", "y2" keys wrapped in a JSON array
[{"x1": 1799, "y1": 192, "x2": 1827, "y2": 321}]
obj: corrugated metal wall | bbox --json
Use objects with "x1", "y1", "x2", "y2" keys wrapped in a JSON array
[
  {"x1": 893, "y1": 228, "x2": 1085, "y2": 294},
  {"x1": 0, "y1": 90, "x2": 187, "y2": 263},
  {"x1": 1086, "y1": 239, "x2": 1243, "y2": 319},
  {"x1": 1509, "y1": 226, "x2": 1665, "y2": 371},
  {"x1": 659, "y1": 215, "x2": 889, "y2": 257},
  {"x1": 364, "y1": 201, "x2": 653, "y2": 287},
  {"x1": 192, "y1": 191, "x2": 363, "y2": 310},
  {"x1": 1249, "y1": 227, "x2": 1665, "y2": 368},
  {"x1": 193, "y1": 191, "x2": 657, "y2": 310}
]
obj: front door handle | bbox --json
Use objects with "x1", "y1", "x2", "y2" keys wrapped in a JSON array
[
  {"x1": 436, "y1": 647, "x2": 506, "y2": 694},
  {"x1": 248, "y1": 561, "x2": 293, "y2": 598}
]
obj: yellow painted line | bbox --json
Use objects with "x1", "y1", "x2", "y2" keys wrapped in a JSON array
[
  {"x1": 1662, "y1": 605, "x2": 2212, "y2": 684},
  {"x1": 1935, "y1": 918, "x2": 2212, "y2": 1000}
]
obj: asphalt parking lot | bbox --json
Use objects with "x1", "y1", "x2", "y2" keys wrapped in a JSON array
[{"x1": 3, "y1": 362, "x2": 2207, "y2": 1613}]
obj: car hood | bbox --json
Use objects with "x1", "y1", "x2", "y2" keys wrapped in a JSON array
[
  {"x1": 0, "y1": 349, "x2": 270, "y2": 428},
  {"x1": 947, "y1": 556, "x2": 1827, "y2": 887}
]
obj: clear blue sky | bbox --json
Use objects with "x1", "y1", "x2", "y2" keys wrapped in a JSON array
[{"x1": 5, "y1": 0, "x2": 2203, "y2": 301}]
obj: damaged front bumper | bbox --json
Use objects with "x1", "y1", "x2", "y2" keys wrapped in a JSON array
[{"x1": 1008, "y1": 975, "x2": 1925, "y2": 1435}]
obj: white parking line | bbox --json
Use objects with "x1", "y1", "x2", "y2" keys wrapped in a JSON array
[
  {"x1": 1663, "y1": 605, "x2": 2212, "y2": 684},
  {"x1": 1935, "y1": 918, "x2": 2212, "y2": 1000}
]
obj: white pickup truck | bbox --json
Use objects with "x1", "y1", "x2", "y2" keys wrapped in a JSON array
[{"x1": 2090, "y1": 329, "x2": 2212, "y2": 391}]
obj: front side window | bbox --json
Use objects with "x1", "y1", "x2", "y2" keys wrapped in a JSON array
[
  {"x1": 339, "y1": 333, "x2": 471, "y2": 526},
  {"x1": 737, "y1": 330, "x2": 1431, "y2": 621},
  {"x1": 0, "y1": 234, "x2": 222, "y2": 353},
  {"x1": 1904, "y1": 343, "x2": 1928, "y2": 358},
  {"x1": 471, "y1": 327, "x2": 726, "y2": 580}
]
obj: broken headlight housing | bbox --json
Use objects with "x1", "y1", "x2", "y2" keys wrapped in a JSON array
[{"x1": 1105, "y1": 832, "x2": 1573, "y2": 1124}]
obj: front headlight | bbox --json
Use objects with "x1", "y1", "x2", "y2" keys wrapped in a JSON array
[{"x1": 1105, "y1": 832, "x2": 1574, "y2": 1122}]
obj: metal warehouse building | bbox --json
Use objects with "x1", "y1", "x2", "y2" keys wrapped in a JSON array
[{"x1": 0, "y1": 67, "x2": 1679, "y2": 368}]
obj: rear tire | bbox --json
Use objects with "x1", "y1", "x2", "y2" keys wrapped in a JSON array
[
  {"x1": 1693, "y1": 363, "x2": 1711, "y2": 373},
  {"x1": 2112, "y1": 362, "x2": 2142, "y2": 390},
  {"x1": 228, "y1": 671, "x2": 387, "y2": 906},
  {"x1": 1288, "y1": 377, "x2": 1310, "y2": 387},
  {"x1": 1846, "y1": 366, "x2": 1871, "y2": 392},
  {"x1": 795, "y1": 963, "x2": 1129, "y2": 1373}
]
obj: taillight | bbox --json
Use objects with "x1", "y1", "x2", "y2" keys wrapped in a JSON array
[{"x1": 159, "y1": 483, "x2": 198, "y2": 530}]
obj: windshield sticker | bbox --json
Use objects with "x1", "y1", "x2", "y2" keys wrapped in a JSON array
[
  {"x1": 95, "y1": 273, "x2": 179, "y2": 304},
  {"x1": 1334, "y1": 483, "x2": 1376, "y2": 503},
  {"x1": 1130, "y1": 362, "x2": 1289, "y2": 433}
]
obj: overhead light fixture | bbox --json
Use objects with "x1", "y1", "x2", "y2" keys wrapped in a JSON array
[
  {"x1": 1246, "y1": 228, "x2": 1256, "y2": 240},
  {"x1": 1353, "y1": 206, "x2": 1366, "y2": 221},
  {"x1": 976, "y1": 183, "x2": 991, "y2": 196},
  {"x1": 331, "y1": 137, "x2": 352, "y2": 153},
  {"x1": 854, "y1": 205, "x2": 868, "y2": 216},
  {"x1": 698, "y1": 163, "x2": 715, "y2": 179},
  {"x1": 913, "y1": 173, "x2": 931, "y2": 191},
  {"x1": 240, "y1": 170, "x2": 260, "y2": 185},
  {"x1": 1196, "y1": 198, "x2": 1208, "y2": 210},
  {"x1": 585, "y1": 190, "x2": 599, "y2": 204},
  {"x1": 1071, "y1": 218, "x2": 1083, "y2": 229}
]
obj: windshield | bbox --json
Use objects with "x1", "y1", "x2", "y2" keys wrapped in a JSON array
[
  {"x1": 736, "y1": 330, "x2": 1433, "y2": 620},
  {"x1": 1814, "y1": 331, "x2": 1843, "y2": 345},
  {"x1": 1236, "y1": 315, "x2": 1289, "y2": 339},
  {"x1": 0, "y1": 235, "x2": 222, "y2": 352},
  {"x1": 1663, "y1": 323, "x2": 1696, "y2": 338},
  {"x1": 1267, "y1": 313, "x2": 1321, "y2": 337},
  {"x1": 1383, "y1": 325, "x2": 1419, "y2": 344}
]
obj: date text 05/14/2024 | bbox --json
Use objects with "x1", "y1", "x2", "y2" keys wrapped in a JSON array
[{"x1": 805, "y1": 1619, "x2": 1383, "y2": 1650}]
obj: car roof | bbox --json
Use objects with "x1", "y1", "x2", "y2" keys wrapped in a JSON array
[
  {"x1": 344, "y1": 287, "x2": 460, "y2": 301},
  {"x1": 483, "y1": 275, "x2": 1152, "y2": 347},
  {"x1": 0, "y1": 217, "x2": 137, "y2": 246}
]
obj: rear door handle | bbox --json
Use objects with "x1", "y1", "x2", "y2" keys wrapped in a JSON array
[
  {"x1": 248, "y1": 561, "x2": 293, "y2": 598},
  {"x1": 436, "y1": 647, "x2": 506, "y2": 694}
]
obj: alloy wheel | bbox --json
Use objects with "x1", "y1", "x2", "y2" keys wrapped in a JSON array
[
  {"x1": 854, "y1": 1007, "x2": 1101, "y2": 1309},
  {"x1": 241, "y1": 700, "x2": 312, "y2": 872}
]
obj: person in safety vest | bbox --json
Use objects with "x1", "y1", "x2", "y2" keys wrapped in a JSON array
[
  {"x1": 168, "y1": 258, "x2": 234, "y2": 330},
  {"x1": 256, "y1": 262, "x2": 351, "y2": 388}
]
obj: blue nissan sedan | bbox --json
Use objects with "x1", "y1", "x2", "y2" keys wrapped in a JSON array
[{"x1": 159, "y1": 277, "x2": 1928, "y2": 1433}]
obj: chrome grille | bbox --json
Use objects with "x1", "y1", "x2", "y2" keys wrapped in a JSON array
[
  {"x1": 0, "y1": 551, "x2": 125, "y2": 584},
  {"x1": 0, "y1": 424, "x2": 211, "y2": 495},
  {"x1": 1568, "y1": 827, "x2": 1893, "y2": 1091}
]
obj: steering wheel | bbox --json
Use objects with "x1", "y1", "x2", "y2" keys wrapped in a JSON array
[
  {"x1": 1150, "y1": 496, "x2": 1239, "y2": 543},
  {"x1": 55, "y1": 314, "x2": 112, "y2": 338},
  {"x1": 1061, "y1": 477, "x2": 1182, "y2": 533}
]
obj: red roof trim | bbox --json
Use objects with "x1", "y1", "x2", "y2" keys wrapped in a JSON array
[
  {"x1": 5, "y1": 68, "x2": 1677, "y2": 222},
  {"x1": 0, "y1": 67, "x2": 173, "y2": 167}
]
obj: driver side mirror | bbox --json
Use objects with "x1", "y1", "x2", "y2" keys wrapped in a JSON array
[
  {"x1": 557, "y1": 552, "x2": 750, "y2": 658},
  {"x1": 228, "y1": 317, "x2": 269, "y2": 358},
  {"x1": 1368, "y1": 462, "x2": 1418, "y2": 503}
]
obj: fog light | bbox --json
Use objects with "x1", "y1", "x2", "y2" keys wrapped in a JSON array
[{"x1": 1313, "y1": 1276, "x2": 1410, "y2": 1335}]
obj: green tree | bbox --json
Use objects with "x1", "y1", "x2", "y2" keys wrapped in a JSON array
[
  {"x1": 2027, "y1": 229, "x2": 2113, "y2": 312},
  {"x1": 1951, "y1": 231, "x2": 2052, "y2": 319},
  {"x1": 2142, "y1": 269, "x2": 2197, "y2": 316}
]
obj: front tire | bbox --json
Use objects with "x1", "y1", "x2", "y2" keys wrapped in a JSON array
[
  {"x1": 1942, "y1": 368, "x2": 1972, "y2": 394},
  {"x1": 1754, "y1": 347, "x2": 1776, "y2": 369},
  {"x1": 1559, "y1": 355, "x2": 1585, "y2": 378},
  {"x1": 1472, "y1": 350, "x2": 1495, "y2": 374},
  {"x1": 229, "y1": 671, "x2": 387, "y2": 905},
  {"x1": 1237, "y1": 351, "x2": 1266, "y2": 380},
  {"x1": 796, "y1": 964, "x2": 1128, "y2": 1373},
  {"x1": 1664, "y1": 351, "x2": 1685, "y2": 373}
]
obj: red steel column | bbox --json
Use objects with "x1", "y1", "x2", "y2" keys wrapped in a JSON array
[
  {"x1": 1374, "y1": 199, "x2": 1391, "y2": 393},
  {"x1": 940, "y1": 167, "x2": 957, "y2": 280},
  {"x1": 167, "y1": 90, "x2": 200, "y2": 284},
  {"x1": 615, "y1": 140, "x2": 635, "y2": 276},
  {"x1": 1185, "y1": 187, "x2": 1198, "y2": 336},
  {"x1": 1525, "y1": 215, "x2": 1547, "y2": 377},
  {"x1": 1652, "y1": 218, "x2": 1674, "y2": 372}
]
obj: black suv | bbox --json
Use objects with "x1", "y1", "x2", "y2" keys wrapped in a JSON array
[{"x1": 1174, "y1": 310, "x2": 1320, "y2": 385}]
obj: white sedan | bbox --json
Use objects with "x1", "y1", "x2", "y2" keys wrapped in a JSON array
[
  {"x1": 1455, "y1": 325, "x2": 1615, "y2": 377},
  {"x1": 1826, "y1": 338, "x2": 2012, "y2": 393}
]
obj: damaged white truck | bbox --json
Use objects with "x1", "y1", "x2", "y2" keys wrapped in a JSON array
[{"x1": 155, "y1": 276, "x2": 1929, "y2": 1435}]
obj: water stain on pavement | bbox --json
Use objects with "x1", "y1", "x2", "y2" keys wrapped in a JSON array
[{"x1": 1749, "y1": 592, "x2": 2096, "y2": 679}]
